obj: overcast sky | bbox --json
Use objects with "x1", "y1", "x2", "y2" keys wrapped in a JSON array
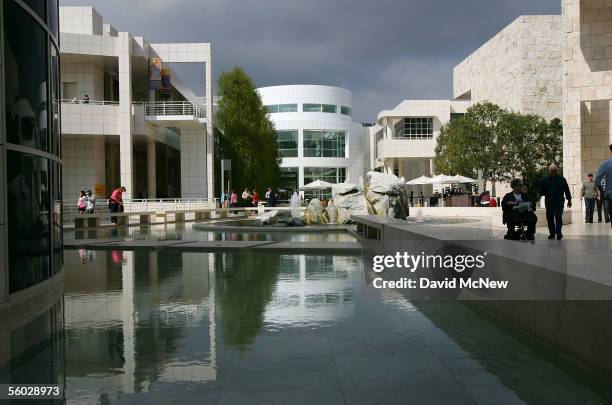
[{"x1": 60, "y1": 0, "x2": 560, "y2": 121}]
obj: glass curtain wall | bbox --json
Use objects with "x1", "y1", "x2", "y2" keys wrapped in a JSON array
[
  {"x1": 4, "y1": 0, "x2": 63, "y2": 293},
  {"x1": 303, "y1": 130, "x2": 346, "y2": 158},
  {"x1": 277, "y1": 130, "x2": 298, "y2": 158},
  {"x1": 303, "y1": 167, "x2": 346, "y2": 200}
]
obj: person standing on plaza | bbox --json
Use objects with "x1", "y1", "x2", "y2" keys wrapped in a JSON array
[
  {"x1": 77, "y1": 190, "x2": 86, "y2": 215},
  {"x1": 597, "y1": 177, "x2": 610, "y2": 224},
  {"x1": 229, "y1": 190, "x2": 238, "y2": 208},
  {"x1": 538, "y1": 165, "x2": 572, "y2": 240},
  {"x1": 252, "y1": 189, "x2": 259, "y2": 207},
  {"x1": 85, "y1": 190, "x2": 96, "y2": 214},
  {"x1": 242, "y1": 188, "x2": 251, "y2": 206},
  {"x1": 581, "y1": 173, "x2": 598, "y2": 223},
  {"x1": 265, "y1": 187, "x2": 272, "y2": 203},
  {"x1": 109, "y1": 186, "x2": 126, "y2": 225},
  {"x1": 595, "y1": 144, "x2": 612, "y2": 229},
  {"x1": 269, "y1": 189, "x2": 277, "y2": 207}
]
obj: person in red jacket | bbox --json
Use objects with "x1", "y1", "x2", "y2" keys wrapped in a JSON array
[{"x1": 252, "y1": 189, "x2": 259, "y2": 207}]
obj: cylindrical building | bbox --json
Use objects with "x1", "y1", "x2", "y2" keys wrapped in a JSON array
[{"x1": 257, "y1": 85, "x2": 366, "y2": 199}]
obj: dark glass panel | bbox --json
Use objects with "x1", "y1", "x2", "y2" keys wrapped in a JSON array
[
  {"x1": 47, "y1": 0, "x2": 59, "y2": 37},
  {"x1": 7, "y1": 151, "x2": 51, "y2": 293},
  {"x1": 4, "y1": 0, "x2": 49, "y2": 152}
]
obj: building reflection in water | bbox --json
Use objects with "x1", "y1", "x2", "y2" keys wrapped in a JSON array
[
  {"x1": 55, "y1": 249, "x2": 362, "y2": 401},
  {"x1": 0, "y1": 297, "x2": 65, "y2": 404}
]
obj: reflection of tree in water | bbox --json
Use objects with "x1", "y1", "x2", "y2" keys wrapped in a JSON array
[{"x1": 214, "y1": 253, "x2": 281, "y2": 349}]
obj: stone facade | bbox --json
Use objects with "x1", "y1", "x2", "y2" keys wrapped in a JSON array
[
  {"x1": 454, "y1": 16, "x2": 563, "y2": 121},
  {"x1": 562, "y1": 0, "x2": 612, "y2": 206}
]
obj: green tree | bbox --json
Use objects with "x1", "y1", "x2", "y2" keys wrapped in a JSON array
[
  {"x1": 434, "y1": 102, "x2": 509, "y2": 194},
  {"x1": 434, "y1": 102, "x2": 563, "y2": 197},
  {"x1": 214, "y1": 66, "x2": 280, "y2": 194}
]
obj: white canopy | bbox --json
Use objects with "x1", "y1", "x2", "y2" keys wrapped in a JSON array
[
  {"x1": 406, "y1": 175, "x2": 432, "y2": 185},
  {"x1": 450, "y1": 175, "x2": 477, "y2": 183},
  {"x1": 426, "y1": 174, "x2": 457, "y2": 184},
  {"x1": 299, "y1": 179, "x2": 334, "y2": 190}
]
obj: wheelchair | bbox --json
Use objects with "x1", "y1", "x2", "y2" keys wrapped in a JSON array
[{"x1": 504, "y1": 209, "x2": 536, "y2": 241}]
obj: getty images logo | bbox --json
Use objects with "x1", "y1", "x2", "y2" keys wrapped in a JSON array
[{"x1": 372, "y1": 252, "x2": 487, "y2": 273}]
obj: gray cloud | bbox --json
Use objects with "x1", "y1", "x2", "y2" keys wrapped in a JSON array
[{"x1": 60, "y1": 0, "x2": 560, "y2": 121}]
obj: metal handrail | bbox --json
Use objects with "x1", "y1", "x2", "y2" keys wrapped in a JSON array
[
  {"x1": 144, "y1": 101, "x2": 205, "y2": 119},
  {"x1": 63, "y1": 197, "x2": 219, "y2": 220},
  {"x1": 61, "y1": 98, "x2": 119, "y2": 105}
]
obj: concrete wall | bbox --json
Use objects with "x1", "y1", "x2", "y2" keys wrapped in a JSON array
[
  {"x1": 562, "y1": 0, "x2": 612, "y2": 206},
  {"x1": 62, "y1": 137, "x2": 106, "y2": 201},
  {"x1": 59, "y1": 7, "x2": 103, "y2": 35},
  {"x1": 61, "y1": 62, "x2": 105, "y2": 101},
  {"x1": 454, "y1": 16, "x2": 563, "y2": 121}
]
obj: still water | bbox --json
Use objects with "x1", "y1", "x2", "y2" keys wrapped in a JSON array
[
  {"x1": 65, "y1": 222, "x2": 357, "y2": 243},
  {"x1": 2, "y1": 248, "x2": 611, "y2": 404}
]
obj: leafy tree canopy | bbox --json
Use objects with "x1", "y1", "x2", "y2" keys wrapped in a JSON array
[
  {"x1": 434, "y1": 102, "x2": 563, "y2": 196},
  {"x1": 214, "y1": 66, "x2": 280, "y2": 194}
]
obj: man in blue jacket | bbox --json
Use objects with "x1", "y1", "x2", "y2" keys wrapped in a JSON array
[
  {"x1": 595, "y1": 144, "x2": 612, "y2": 230},
  {"x1": 538, "y1": 165, "x2": 572, "y2": 240}
]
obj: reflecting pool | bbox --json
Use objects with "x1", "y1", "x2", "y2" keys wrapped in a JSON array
[
  {"x1": 65, "y1": 222, "x2": 357, "y2": 243},
  {"x1": 2, "y1": 248, "x2": 611, "y2": 404}
]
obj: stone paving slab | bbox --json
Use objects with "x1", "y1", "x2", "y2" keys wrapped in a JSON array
[
  {"x1": 253, "y1": 241, "x2": 362, "y2": 254},
  {"x1": 166, "y1": 240, "x2": 277, "y2": 251}
]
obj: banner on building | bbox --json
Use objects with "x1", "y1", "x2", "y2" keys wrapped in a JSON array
[{"x1": 149, "y1": 58, "x2": 163, "y2": 89}]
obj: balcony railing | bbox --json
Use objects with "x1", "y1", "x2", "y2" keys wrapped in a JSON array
[
  {"x1": 145, "y1": 101, "x2": 205, "y2": 119},
  {"x1": 61, "y1": 98, "x2": 119, "y2": 105}
]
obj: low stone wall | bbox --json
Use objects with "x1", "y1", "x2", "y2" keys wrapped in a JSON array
[{"x1": 362, "y1": 217, "x2": 612, "y2": 380}]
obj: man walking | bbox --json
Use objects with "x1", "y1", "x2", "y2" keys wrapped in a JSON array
[
  {"x1": 538, "y1": 165, "x2": 572, "y2": 240},
  {"x1": 595, "y1": 144, "x2": 612, "y2": 229},
  {"x1": 581, "y1": 173, "x2": 598, "y2": 223}
]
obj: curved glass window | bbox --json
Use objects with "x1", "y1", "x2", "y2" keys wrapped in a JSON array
[
  {"x1": 277, "y1": 130, "x2": 298, "y2": 158},
  {"x1": 303, "y1": 130, "x2": 346, "y2": 158},
  {"x1": 50, "y1": 44, "x2": 61, "y2": 155},
  {"x1": 322, "y1": 104, "x2": 337, "y2": 113},
  {"x1": 303, "y1": 104, "x2": 322, "y2": 112},
  {"x1": 7, "y1": 151, "x2": 51, "y2": 293},
  {"x1": 4, "y1": 0, "x2": 49, "y2": 152},
  {"x1": 265, "y1": 104, "x2": 297, "y2": 113},
  {"x1": 341, "y1": 106, "x2": 352, "y2": 116},
  {"x1": 278, "y1": 104, "x2": 297, "y2": 112},
  {"x1": 47, "y1": 0, "x2": 59, "y2": 37},
  {"x1": 22, "y1": 0, "x2": 46, "y2": 20}
]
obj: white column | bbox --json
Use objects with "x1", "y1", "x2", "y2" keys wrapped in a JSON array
[
  {"x1": 118, "y1": 32, "x2": 134, "y2": 199},
  {"x1": 205, "y1": 49, "x2": 214, "y2": 200},
  {"x1": 147, "y1": 139, "x2": 156, "y2": 198}
]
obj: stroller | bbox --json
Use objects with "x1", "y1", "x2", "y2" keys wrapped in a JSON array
[{"x1": 504, "y1": 203, "x2": 536, "y2": 241}]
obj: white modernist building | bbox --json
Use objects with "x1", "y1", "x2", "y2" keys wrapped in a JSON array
[
  {"x1": 59, "y1": 7, "x2": 213, "y2": 200},
  {"x1": 257, "y1": 85, "x2": 367, "y2": 198},
  {"x1": 370, "y1": 99, "x2": 471, "y2": 194}
]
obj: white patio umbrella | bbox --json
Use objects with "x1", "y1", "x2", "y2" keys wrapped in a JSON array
[
  {"x1": 299, "y1": 179, "x2": 335, "y2": 199},
  {"x1": 450, "y1": 175, "x2": 477, "y2": 183},
  {"x1": 406, "y1": 175, "x2": 432, "y2": 185},
  {"x1": 425, "y1": 174, "x2": 457, "y2": 184}
]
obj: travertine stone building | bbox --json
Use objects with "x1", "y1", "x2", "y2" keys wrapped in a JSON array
[
  {"x1": 562, "y1": 0, "x2": 612, "y2": 205},
  {"x1": 455, "y1": 5, "x2": 612, "y2": 207},
  {"x1": 454, "y1": 16, "x2": 564, "y2": 121}
]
